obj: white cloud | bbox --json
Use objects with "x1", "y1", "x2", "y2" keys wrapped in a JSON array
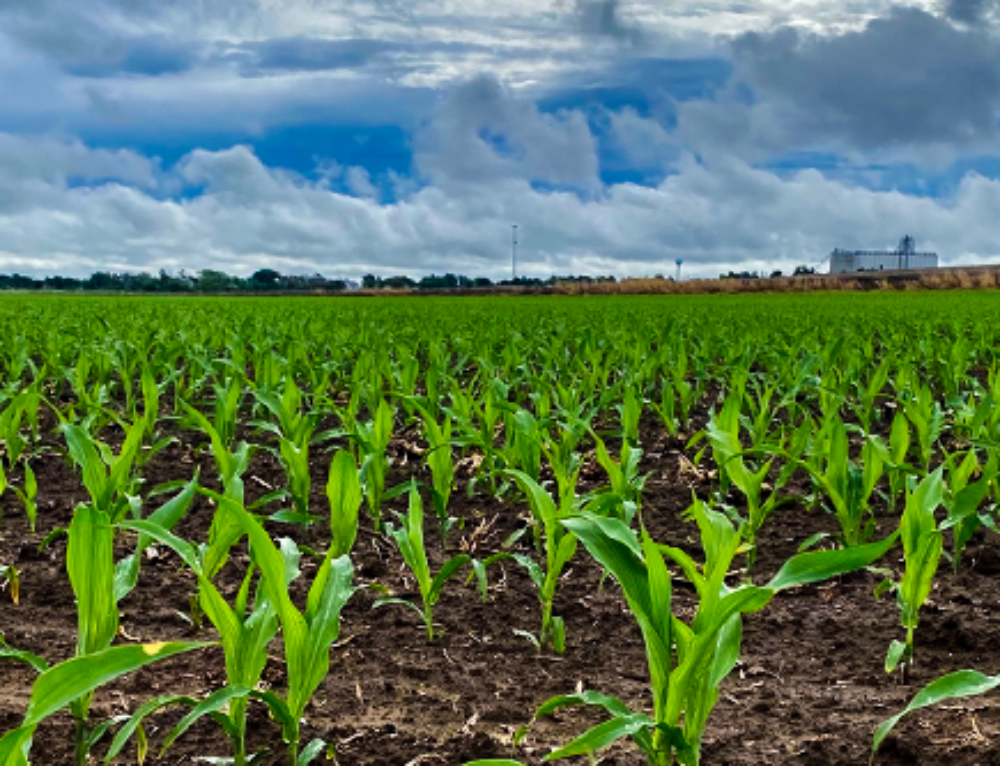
[{"x1": 0, "y1": 135, "x2": 997, "y2": 279}]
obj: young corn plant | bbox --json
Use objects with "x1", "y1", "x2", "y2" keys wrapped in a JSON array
[
  {"x1": 224, "y1": 494, "x2": 357, "y2": 764},
  {"x1": 940, "y1": 449, "x2": 997, "y2": 572},
  {"x1": 43, "y1": 476, "x2": 198, "y2": 765},
  {"x1": 501, "y1": 470, "x2": 578, "y2": 653},
  {"x1": 354, "y1": 398, "x2": 394, "y2": 532},
  {"x1": 650, "y1": 376, "x2": 680, "y2": 437},
  {"x1": 704, "y1": 396, "x2": 794, "y2": 573},
  {"x1": 419, "y1": 405, "x2": 458, "y2": 544},
  {"x1": 502, "y1": 408, "x2": 543, "y2": 484},
  {"x1": 879, "y1": 469, "x2": 945, "y2": 679},
  {"x1": 112, "y1": 515, "x2": 279, "y2": 766},
  {"x1": 798, "y1": 417, "x2": 884, "y2": 548},
  {"x1": 7, "y1": 461, "x2": 36, "y2": 533},
  {"x1": 587, "y1": 430, "x2": 646, "y2": 524},
  {"x1": 67, "y1": 505, "x2": 124, "y2": 762},
  {"x1": 60, "y1": 421, "x2": 145, "y2": 524},
  {"x1": 886, "y1": 411, "x2": 914, "y2": 511},
  {"x1": 902, "y1": 384, "x2": 944, "y2": 474},
  {"x1": 519, "y1": 505, "x2": 898, "y2": 765},
  {"x1": 253, "y1": 377, "x2": 329, "y2": 524},
  {"x1": 376, "y1": 488, "x2": 487, "y2": 641},
  {"x1": 128, "y1": 367, "x2": 177, "y2": 472}
]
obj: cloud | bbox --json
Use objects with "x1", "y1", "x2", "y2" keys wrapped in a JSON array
[
  {"x1": 680, "y1": 8, "x2": 1000, "y2": 158},
  {"x1": 0, "y1": 135, "x2": 999, "y2": 281},
  {"x1": 942, "y1": 0, "x2": 1000, "y2": 23},
  {"x1": 414, "y1": 75, "x2": 600, "y2": 189},
  {"x1": 575, "y1": 0, "x2": 643, "y2": 43}
]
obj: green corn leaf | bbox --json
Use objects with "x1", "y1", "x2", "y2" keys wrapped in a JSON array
[
  {"x1": 103, "y1": 693, "x2": 198, "y2": 764},
  {"x1": 463, "y1": 761, "x2": 526, "y2": 766},
  {"x1": 61, "y1": 423, "x2": 109, "y2": 507},
  {"x1": 900, "y1": 532, "x2": 943, "y2": 630},
  {"x1": 941, "y1": 471, "x2": 995, "y2": 531},
  {"x1": 710, "y1": 613, "x2": 743, "y2": 688},
  {"x1": 327, "y1": 449, "x2": 362, "y2": 558},
  {"x1": 304, "y1": 553, "x2": 355, "y2": 662},
  {"x1": 766, "y1": 532, "x2": 899, "y2": 591},
  {"x1": 0, "y1": 726, "x2": 31, "y2": 766},
  {"x1": 24, "y1": 642, "x2": 210, "y2": 728},
  {"x1": 0, "y1": 637, "x2": 48, "y2": 674},
  {"x1": 503, "y1": 552, "x2": 544, "y2": 591},
  {"x1": 885, "y1": 640, "x2": 908, "y2": 674},
  {"x1": 297, "y1": 738, "x2": 329, "y2": 766},
  {"x1": 506, "y1": 469, "x2": 558, "y2": 530},
  {"x1": 534, "y1": 690, "x2": 636, "y2": 722},
  {"x1": 562, "y1": 515, "x2": 648, "y2": 616},
  {"x1": 114, "y1": 476, "x2": 199, "y2": 602},
  {"x1": 68, "y1": 505, "x2": 118, "y2": 656},
  {"x1": 544, "y1": 713, "x2": 655, "y2": 760},
  {"x1": 161, "y1": 685, "x2": 251, "y2": 753},
  {"x1": 250, "y1": 688, "x2": 297, "y2": 745},
  {"x1": 428, "y1": 554, "x2": 472, "y2": 606},
  {"x1": 873, "y1": 670, "x2": 1000, "y2": 753}
]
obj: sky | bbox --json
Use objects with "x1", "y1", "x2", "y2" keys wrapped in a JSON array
[{"x1": 2, "y1": 0, "x2": 1000, "y2": 279}]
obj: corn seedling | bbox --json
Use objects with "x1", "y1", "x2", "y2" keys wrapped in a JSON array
[
  {"x1": 880, "y1": 469, "x2": 945, "y2": 678},
  {"x1": 222, "y1": 492, "x2": 357, "y2": 764},
  {"x1": 940, "y1": 449, "x2": 997, "y2": 572},
  {"x1": 354, "y1": 398, "x2": 394, "y2": 532},
  {"x1": 519, "y1": 506, "x2": 898, "y2": 764},
  {"x1": 798, "y1": 418, "x2": 884, "y2": 547},
  {"x1": 377, "y1": 487, "x2": 487, "y2": 641},
  {"x1": 8, "y1": 462, "x2": 36, "y2": 534},
  {"x1": 254, "y1": 378, "x2": 329, "y2": 524},
  {"x1": 115, "y1": 515, "x2": 279, "y2": 765},
  {"x1": 902, "y1": 384, "x2": 944, "y2": 473},
  {"x1": 501, "y1": 470, "x2": 578, "y2": 653},
  {"x1": 60, "y1": 421, "x2": 144, "y2": 523},
  {"x1": 418, "y1": 404, "x2": 458, "y2": 544},
  {"x1": 704, "y1": 396, "x2": 792, "y2": 573},
  {"x1": 589, "y1": 430, "x2": 646, "y2": 524}
]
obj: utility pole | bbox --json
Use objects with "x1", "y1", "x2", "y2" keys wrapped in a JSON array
[{"x1": 512, "y1": 224, "x2": 518, "y2": 281}]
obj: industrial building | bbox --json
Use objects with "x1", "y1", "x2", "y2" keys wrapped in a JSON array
[{"x1": 829, "y1": 236, "x2": 937, "y2": 274}]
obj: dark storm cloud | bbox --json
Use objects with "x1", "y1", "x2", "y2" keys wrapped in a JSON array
[
  {"x1": 942, "y1": 0, "x2": 1000, "y2": 23},
  {"x1": 575, "y1": 0, "x2": 642, "y2": 43},
  {"x1": 0, "y1": 4, "x2": 204, "y2": 77},
  {"x1": 731, "y1": 8, "x2": 1000, "y2": 149}
]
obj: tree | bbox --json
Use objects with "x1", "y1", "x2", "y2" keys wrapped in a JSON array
[
  {"x1": 197, "y1": 269, "x2": 233, "y2": 292},
  {"x1": 250, "y1": 268, "x2": 281, "y2": 289}
]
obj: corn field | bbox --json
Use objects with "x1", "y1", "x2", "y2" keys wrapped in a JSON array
[{"x1": 2, "y1": 291, "x2": 1000, "y2": 764}]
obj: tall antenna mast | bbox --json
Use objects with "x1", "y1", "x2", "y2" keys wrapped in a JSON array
[{"x1": 512, "y1": 224, "x2": 518, "y2": 281}]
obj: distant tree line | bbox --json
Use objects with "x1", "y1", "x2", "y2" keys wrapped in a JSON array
[
  {"x1": 0, "y1": 268, "x2": 619, "y2": 293},
  {"x1": 722, "y1": 265, "x2": 817, "y2": 280},
  {"x1": 0, "y1": 268, "x2": 349, "y2": 293}
]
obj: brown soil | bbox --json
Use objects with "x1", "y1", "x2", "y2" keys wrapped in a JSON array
[{"x1": 2, "y1": 418, "x2": 1000, "y2": 765}]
